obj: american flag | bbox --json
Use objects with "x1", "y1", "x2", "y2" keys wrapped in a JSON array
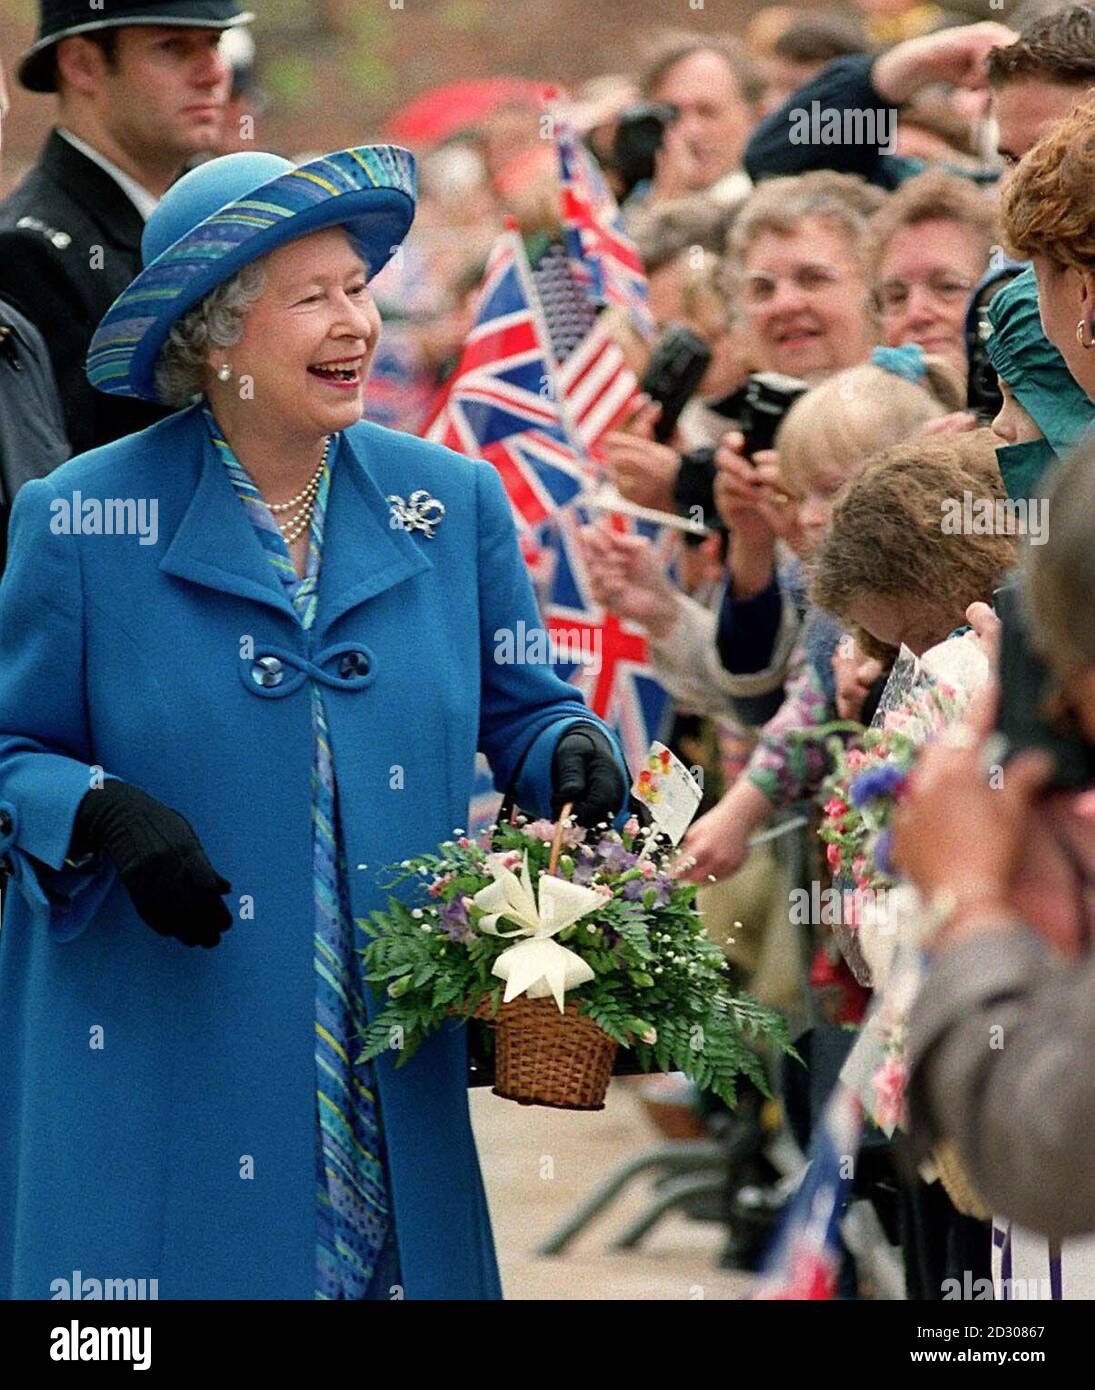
[
  {"x1": 557, "y1": 314, "x2": 643, "y2": 456},
  {"x1": 424, "y1": 225, "x2": 590, "y2": 535},
  {"x1": 555, "y1": 113, "x2": 657, "y2": 343}
]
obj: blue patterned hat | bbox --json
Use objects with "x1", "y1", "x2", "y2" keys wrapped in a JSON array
[{"x1": 87, "y1": 145, "x2": 417, "y2": 403}]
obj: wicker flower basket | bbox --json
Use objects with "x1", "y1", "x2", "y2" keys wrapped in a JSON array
[
  {"x1": 471, "y1": 801, "x2": 619, "y2": 1110},
  {"x1": 476, "y1": 994, "x2": 618, "y2": 1110}
]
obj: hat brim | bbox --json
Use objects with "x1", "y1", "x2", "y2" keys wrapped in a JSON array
[
  {"x1": 87, "y1": 146, "x2": 417, "y2": 404},
  {"x1": 19, "y1": 5, "x2": 254, "y2": 93}
]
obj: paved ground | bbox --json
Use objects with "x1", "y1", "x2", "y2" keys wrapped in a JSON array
[{"x1": 470, "y1": 1078, "x2": 756, "y2": 1300}]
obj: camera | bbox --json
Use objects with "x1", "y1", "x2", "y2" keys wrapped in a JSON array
[
  {"x1": 737, "y1": 371, "x2": 809, "y2": 459},
  {"x1": 611, "y1": 102, "x2": 678, "y2": 198},
  {"x1": 639, "y1": 324, "x2": 712, "y2": 442},
  {"x1": 966, "y1": 267, "x2": 1023, "y2": 425}
]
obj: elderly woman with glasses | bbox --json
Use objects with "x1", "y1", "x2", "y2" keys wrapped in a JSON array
[
  {"x1": 865, "y1": 168, "x2": 998, "y2": 382},
  {"x1": 0, "y1": 147, "x2": 627, "y2": 1302}
]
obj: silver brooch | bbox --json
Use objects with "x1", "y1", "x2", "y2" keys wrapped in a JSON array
[{"x1": 387, "y1": 490, "x2": 446, "y2": 538}]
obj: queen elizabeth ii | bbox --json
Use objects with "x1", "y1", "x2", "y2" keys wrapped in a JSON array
[{"x1": 0, "y1": 147, "x2": 627, "y2": 1300}]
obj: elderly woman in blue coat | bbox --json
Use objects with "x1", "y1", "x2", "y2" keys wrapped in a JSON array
[{"x1": 0, "y1": 146, "x2": 628, "y2": 1301}]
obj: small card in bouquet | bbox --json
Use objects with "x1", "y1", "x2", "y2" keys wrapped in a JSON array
[{"x1": 632, "y1": 742, "x2": 703, "y2": 847}]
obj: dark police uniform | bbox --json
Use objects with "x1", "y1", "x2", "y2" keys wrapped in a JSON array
[
  {"x1": 0, "y1": 297, "x2": 69, "y2": 572},
  {"x1": 0, "y1": 130, "x2": 171, "y2": 457}
]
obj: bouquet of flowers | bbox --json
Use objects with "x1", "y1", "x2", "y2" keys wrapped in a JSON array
[
  {"x1": 818, "y1": 731, "x2": 917, "y2": 895},
  {"x1": 356, "y1": 810, "x2": 793, "y2": 1110}
]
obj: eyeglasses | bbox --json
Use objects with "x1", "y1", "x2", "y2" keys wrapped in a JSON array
[
  {"x1": 742, "y1": 266, "x2": 846, "y2": 305},
  {"x1": 873, "y1": 271, "x2": 975, "y2": 317}
]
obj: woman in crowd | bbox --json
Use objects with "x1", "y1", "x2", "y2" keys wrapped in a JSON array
[
  {"x1": 723, "y1": 169, "x2": 883, "y2": 383},
  {"x1": 865, "y1": 169, "x2": 999, "y2": 382},
  {"x1": 1000, "y1": 92, "x2": 1095, "y2": 409},
  {"x1": 604, "y1": 170, "x2": 886, "y2": 524},
  {"x1": 0, "y1": 146, "x2": 627, "y2": 1301}
]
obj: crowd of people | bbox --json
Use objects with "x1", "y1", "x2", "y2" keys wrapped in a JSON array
[{"x1": 0, "y1": 0, "x2": 1091, "y2": 1303}]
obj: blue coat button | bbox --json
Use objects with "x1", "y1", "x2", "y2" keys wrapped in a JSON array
[
  {"x1": 338, "y1": 651, "x2": 370, "y2": 679},
  {"x1": 252, "y1": 656, "x2": 284, "y2": 688}
]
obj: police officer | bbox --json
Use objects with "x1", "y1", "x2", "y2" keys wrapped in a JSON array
[
  {"x1": 0, "y1": 1, "x2": 253, "y2": 457},
  {"x1": 0, "y1": 51, "x2": 68, "y2": 571}
]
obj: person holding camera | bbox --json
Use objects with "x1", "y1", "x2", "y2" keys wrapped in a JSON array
[{"x1": 624, "y1": 37, "x2": 764, "y2": 210}]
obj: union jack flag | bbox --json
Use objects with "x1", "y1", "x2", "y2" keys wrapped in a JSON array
[
  {"x1": 543, "y1": 506, "x2": 672, "y2": 778},
  {"x1": 750, "y1": 1083, "x2": 862, "y2": 1301},
  {"x1": 422, "y1": 222, "x2": 671, "y2": 802},
  {"x1": 556, "y1": 114, "x2": 657, "y2": 343},
  {"x1": 424, "y1": 225, "x2": 590, "y2": 535}
]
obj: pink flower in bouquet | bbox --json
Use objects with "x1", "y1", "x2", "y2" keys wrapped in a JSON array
[
  {"x1": 524, "y1": 819, "x2": 586, "y2": 848},
  {"x1": 427, "y1": 873, "x2": 455, "y2": 898},
  {"x1": 593, "y1": 882, "x2": 613, "y2": 897},
  {"x1": 500, "y1": 850, "x2": 522, "y2": 870},
  {"x1": 639, "y1": 859, "x2": 657, "y2": 879},
  {"x1": 826, "y1": 842, "x2": 842, "y2": 870},
  {"x1": 624, "y1": 815, "x2": 640, "y2": 838},
  {"x1": 844, "y1": 748, "x2": 870, "y2": 771},
  {"x1": 871, "y1": 1056, "x2": 907, "y2": 1131},
  {"x1": 824, "y1": 798, "x2": 849, "y2": 821}
]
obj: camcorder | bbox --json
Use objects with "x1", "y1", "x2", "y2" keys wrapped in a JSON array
[{"x1": 993, "y1": 574, "x2": 1095, "y2": 792}]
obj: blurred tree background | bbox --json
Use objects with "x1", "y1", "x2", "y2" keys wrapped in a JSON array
[{"x1": 0, "y1": 0, "x2": 830, "y2": 184}]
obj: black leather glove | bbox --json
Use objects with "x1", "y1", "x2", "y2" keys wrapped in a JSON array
[
  {"x1": 551, "y1": 725, "x2": 626, "y2": 829},
  {"x1": 70, "y1": 782, "x2": 233, "y2": 948}
]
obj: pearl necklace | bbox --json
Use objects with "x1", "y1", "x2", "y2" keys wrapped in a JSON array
[{"x1": 272, "y1": 437, "x2": 330, "y2": 546}]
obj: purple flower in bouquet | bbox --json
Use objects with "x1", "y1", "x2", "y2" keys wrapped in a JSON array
[
  {"x1": 620, "y1": 874, "x2": 673, "y2": 907},
  {"x1": 849, "y1": 763, "x2": 906, "y2": 808},
  {"x1": 596, "y1": 839, "x2": 638, "y2": 874},
  {"x1": 438, "y1": 897, "x2": 474, "y2": 944}
]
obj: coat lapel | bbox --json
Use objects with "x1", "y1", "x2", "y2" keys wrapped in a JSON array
[
  {"x1": 159, "y1": 414, "x2": 432, "y2": 627},
  {"x1": 159, "y1": 420, "x2": 298, "y2": 621},
  {"x1": 312, "y1": 425, "x2": 433, "y2": 640}
]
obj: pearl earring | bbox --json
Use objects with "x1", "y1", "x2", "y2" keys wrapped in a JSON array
[{"x1": 216, "y1": 364, "x2": 233, "y2": 382}]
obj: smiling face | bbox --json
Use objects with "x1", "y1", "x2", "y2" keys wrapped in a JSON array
[
  {"x1": 207, "y1": 227, "x2": 381, "y2": 442},
  {"x1": 741, "y1": 218, "x2": 875, "y2": 379},
  {"x1": 875, "y1": 219, "x2": 988, "y2": 378}
]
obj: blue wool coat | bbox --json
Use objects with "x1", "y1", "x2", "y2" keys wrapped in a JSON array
[{"x1": 0, "y1": 404, "x2": 626, "y2": 1301}]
